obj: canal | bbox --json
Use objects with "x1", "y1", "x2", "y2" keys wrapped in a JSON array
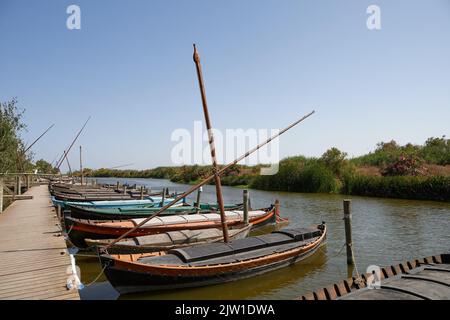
[{"x1": 76, "y1": 177, "x2": 450, "y2": 300}]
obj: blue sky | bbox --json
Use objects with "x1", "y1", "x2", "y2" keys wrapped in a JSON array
[{"x1": 1, "y1": 0, "x2": 449, "y2": 171}]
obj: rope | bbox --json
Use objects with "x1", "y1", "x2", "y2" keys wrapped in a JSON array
[
  {"x1": 65, "y1": 223, "x2": 74, "y2": 236},
  {"x1": 82, "y1": 264, "x2": 107, "y2": 287}
]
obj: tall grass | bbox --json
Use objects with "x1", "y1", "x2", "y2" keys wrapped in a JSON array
[{"x1": 342, "y1": 174, "x2": 450, "y2": 202}]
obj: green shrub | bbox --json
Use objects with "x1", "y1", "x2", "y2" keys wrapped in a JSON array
[{"x1": 250, "y1": 157, "x2": 339, "y2": 193}]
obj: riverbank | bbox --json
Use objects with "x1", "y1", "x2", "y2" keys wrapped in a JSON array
[
  {"x1": 74, "y1": 139, "x2": 450, "y2": 202},
  {"x1": 80, "y1": 164, "x2": 450, "y2": 202}
]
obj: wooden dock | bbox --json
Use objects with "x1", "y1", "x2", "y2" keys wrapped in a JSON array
[{"x1": 0, "y1": 185, "x2": 80, "y2": 300}]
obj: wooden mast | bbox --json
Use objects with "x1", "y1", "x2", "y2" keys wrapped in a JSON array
[
  {"x1": 79, "y1": 146, "x2": 83, "y2": 185},
  {"x1": 56, "y1": 116, "x2": 91, "y2": 170},
  {"x1": 193, "y1": 44, "x2": 229, "y2": 242},
  {"x1": 64, "y1": 150, "x2": 72, "y2": 176}
]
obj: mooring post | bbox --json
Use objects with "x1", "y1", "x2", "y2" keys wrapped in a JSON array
[
  {"x1": 116, "y1": 181, "x2": 120, "y2": 192},
  {"x1": 160, "y1": 188, "x2": 166, "y2": 207},
  {"x1": 243, "y1": 189, "x2": 249, "y2": 225},
  {"x1": 0, "y1": 177, "x2": 4, "y2": 214},
  {"x1": 123, "y1": 185, "x2": 127, "y2": 195},
  {"x1": 274, "y1": 199, "x2": 280, "y2": 217},
  {"x1": 343, "y1": 199, "x2": 355, "y2": 265},
  {"x1": 56, "y1": 205, "x2": 62, "y2": 221},
  {"x1": 140, "y1": 186, "x2": 144, "y2": 200},
  {"x1": 195, "y1": 186, "x2": 203, "y2": 213}
]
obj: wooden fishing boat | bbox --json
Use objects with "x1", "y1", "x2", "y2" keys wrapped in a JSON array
[
  {"x1": 52, "y1": 191, "x2": 134, "y2": 202},
  {"x1": 86, "y1": 224, "x2": 252, "y2": 254},
  {"x1": 99, "y1": 223, "x2": 326, "y2": 293},
  {"x1": 67, "y1": 202, "x2": 244, "y2": 220},
  {"x1": 65, "y1": 207, "x2": 280, "y2": 248},
  {"x1": 51, "y1": 196, "x2": 183, "y2": 210}
]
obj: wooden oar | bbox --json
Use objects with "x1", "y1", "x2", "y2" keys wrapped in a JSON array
[{"x1": 102, "y1": 110, "x2": 315, "y2": 251}]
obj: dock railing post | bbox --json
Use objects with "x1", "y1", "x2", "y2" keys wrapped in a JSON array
[
  {"x1": 56, "y1": 205, "x2": 62, "y2": 221},
  {"x1": 116, "y1": 181, "x2": 119, "y2": 192},
  {"x1": 343, "y1": 199, "x2": 355, "y2": 265},
  {"x1": 123, "y1": 185, "x2": 127, "y2": 195},
  {"x1": 16, "y1": 175, "x2": 22, "y2": 195},
  {"x1": 243, "y1": 189, "x2": 249, "y2": 225},
  {"x1": 140, "y1": 186, "x2": 144, "y2": 200},
  {"x1": 0, "y1": 177, "x2": 3, "y2": 213}
]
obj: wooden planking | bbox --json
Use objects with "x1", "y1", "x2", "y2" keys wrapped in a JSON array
[
  {"x1": 0, "y1": 185, "x2": 80, "y2": 300},
  {"x1": 298, "y1": 254, "x2": 450, "y2": 300}
]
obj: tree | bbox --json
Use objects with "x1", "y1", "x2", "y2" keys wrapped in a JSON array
[
  {"x1": 35, "y1": 159, "x2": 57, "y2": 174},
  {"x1": 0, "y1": 98, "x2": 29, "y2": 173},
  {"x1": 320, "y1": 147, "x2": 348, "y2": 177}
]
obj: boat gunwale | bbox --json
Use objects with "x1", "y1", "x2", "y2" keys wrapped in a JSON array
[{"x1": 103, "y1": 224, "x2": 327, "y2": 275}]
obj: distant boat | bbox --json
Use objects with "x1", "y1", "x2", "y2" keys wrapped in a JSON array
[
  {"x1": 67, "y1": 202, "x2": 244, "y2": 220},
  {"x1": 86, "y1": 224, "x2": 252, "y2": 254},
  {"x1": 99, "y1": 224, "x2": 326, "y2": 294},
  {"x1": 65, "y1": 207, "x2": 280, "y2": 248}
]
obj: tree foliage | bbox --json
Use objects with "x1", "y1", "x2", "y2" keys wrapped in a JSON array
[{"x1": 0, "y1": 98, "x2": 30, "y2": 172}]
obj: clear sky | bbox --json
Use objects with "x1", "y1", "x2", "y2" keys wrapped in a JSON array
[{"x1": 1, "y1": 0, "x2": 449, "y2": 171}]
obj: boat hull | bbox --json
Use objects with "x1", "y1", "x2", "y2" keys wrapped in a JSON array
[
  {"x1": 100, "y1": 226, "x2": 326, "y2": 294},
  {"x1": 87, "y1": 225, "x2": 252, "y2": 254},
  {"x1": 65, "y1": 208, "x2": 278, "y2": 248}
]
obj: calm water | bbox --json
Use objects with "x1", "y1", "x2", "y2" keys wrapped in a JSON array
[{"x1": 76, "y1": 177, "x2": 450, "y2": 300}]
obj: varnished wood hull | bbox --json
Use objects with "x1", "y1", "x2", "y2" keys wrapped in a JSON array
[
  {"x1": 65, "y1": 208, "x2": 278, "y2": 248},
  {"x1": 100, "y1": 225, "x2": 326, "y2": 294},
  {"x1": 87, "y1": 224, "x2": 252, "y2": 254}
]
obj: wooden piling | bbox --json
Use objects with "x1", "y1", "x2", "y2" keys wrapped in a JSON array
[
  {"x1": 274, "y1": 199, "x2": 280, "y2": 216},
  {"x1": 343, "y1": 199, "x2": 355, "y2": 265},
  {"x1": 195, "y1": 186, "x2": 203, "y2": 213},
  {"x1": 161, "y1": 188, "x2": 166, "y2": 207},
  {"x1": 243, "y1": 189, "x2": 249, "y2": 225},
  {"x1": 116, "y1": 181, "x2": 120, "y2": 192},
  {"x1": 56, "y1": 205, "x2": 62, "y2": 221},
  {"x1": 16, "y1": 175, "x2": 22, "y2": 195}
]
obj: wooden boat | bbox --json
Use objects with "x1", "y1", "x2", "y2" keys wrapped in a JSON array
[
  {"x1": 86, "y1": 224, "x2": 252, "y2": 254},
  {"x1": 99, "y1": 223, "x2": 326, "y2": 294},
  {"x1": 51, "y1": 196, "x2": 183, "y2": 210},
  {"x1": 67, "y1": 202, "x2": 244, "y2": 220},
  {"x1": 52, "y1": 191, "x2": 134, "y2": 202},
  {"x1": 65, "y1": 207, "x2": 280, "y2": 248}
]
